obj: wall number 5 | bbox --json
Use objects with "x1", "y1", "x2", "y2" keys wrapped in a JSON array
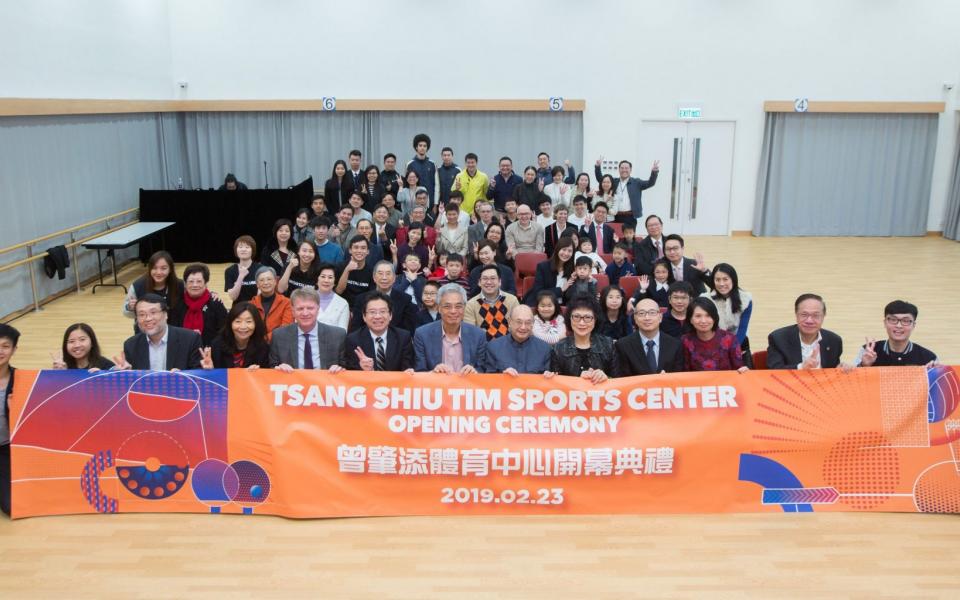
[{"x1": 549, "y1": 97, "x2": 564, "y2": 112}]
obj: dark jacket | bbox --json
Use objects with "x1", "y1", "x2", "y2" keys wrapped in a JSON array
[
  {"x1": 168, "y1": 295, "x2": 228, "y2": 347},
  {"x1": 579, "y1": 222, "x2": 616, "y2": 254},
  {"x1": 43, "y1": 245, "x2": 70, "y2": 280},
  {"x1": 512, "y1": 181, "x2": 543, "y2": 213},
  {"x1": 594, "y1": 164, "x2": 658, "y2": 217},
  {"x1": 208, "y1": 336, "x2": 271, "y2": 369},
  {"x1": 437, "y1": 162, "x2": 460, "y2": 208},
  {"x1": 670, "y1": 257, "x2": 713, "y2": 296},
  {"x1": 633, "y1": 236, "x2": 665, "y2": 276},
  {"x1": 525, "y1": 260, "x2": 566, "y2": 306},
  {"x1": 408, "y1": 156, "x2": 438, "y2": 206},
  {"x1": 550, "y1": 334, "x2": 619, "y2": 377},
  {"x1": 616, "y1": 332, "x2": 684, "y2": 375},
  {"x1": 544, "y1": 222, "x2": 578, "y2": 257},
  {"x1": 349, "y1": 288, "x2": 418, "y2": 334},
  {"x1": 360, "y1": 181, "x2": 387, "y2": 212},
  {"x1": 123, "y1": 325, "x2": 203, "y2": 371},
  {"x1": 766, "y1": 325, "x2": 843, "y2": 370},
  {"x1": 485, "y1": 172, "x2": 523, "y2": 211},
  {"x1": 323, "y1": 176, "x2": 355, "y2": 213},
  {"x1": 342, "y1": 326, "x2": 415, "y2": 371}
]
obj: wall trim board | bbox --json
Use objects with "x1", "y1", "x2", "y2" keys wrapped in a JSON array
[
  {"x1": 0, "y1": 98, "x2": 586, "y2": 117},
  {"x1": 763, "y1": 101, "x2": 945, "y2": 114}
]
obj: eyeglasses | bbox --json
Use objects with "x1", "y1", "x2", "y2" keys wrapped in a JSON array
[
  {"x1": 798, "y1": 312, "x2": 823, "y2": 321},
  {"x1": 570, "y1": 313, "x2": 595, "y2": 322},
  {"x1": 885, "y1": 316, "x2": 915, "y2": 327},
  {"x1": 365, "y1": 310, "x2": 391, "y2": 317},
  {"x1": 634, "y1": 310, "x2": 660, "y2": 318}
]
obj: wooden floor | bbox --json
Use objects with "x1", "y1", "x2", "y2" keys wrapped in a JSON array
[{"x1": 2, "y1": 235, "x2": 960, "y2": 598}]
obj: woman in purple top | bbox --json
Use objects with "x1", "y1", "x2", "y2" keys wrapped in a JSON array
[{"x1": 681, "y1": 297, "x2": 747, "y2": 373}]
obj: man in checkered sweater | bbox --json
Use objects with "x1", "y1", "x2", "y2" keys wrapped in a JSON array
[{"x1": 464, "y1": 264, "x2": 520, "y2": 340}]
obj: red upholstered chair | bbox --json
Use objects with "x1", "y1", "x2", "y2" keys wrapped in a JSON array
[
  {"x1": 608, "y1": 222, "x2": 623, "y2": 239},
  {"x1": 751, "y1": 350, "x2": 768, "y2": 370},
  {"x1": 514, "y1": 252, "x2": 547, "y2": 285},
  {"x1": 619, "y1": 275, "x2": 640, "y2": 299},
  {"x1": 519, "y1": 275, "x2": 536, "y2": 299},
  {"x1": 599, "y1": 253, "x2": 614, "y2": 267},
  {"x1": 593, "y1": 273, "x2": 609, "y2": 291}
]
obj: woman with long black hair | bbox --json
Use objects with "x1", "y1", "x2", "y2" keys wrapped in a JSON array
[{"x1": 323, "y1": 159, "x2": 354, "y2": 213}]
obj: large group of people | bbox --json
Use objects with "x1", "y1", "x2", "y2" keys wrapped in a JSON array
[{"x1": 0, "y1": 134, "x2": 942, "y2": 516}]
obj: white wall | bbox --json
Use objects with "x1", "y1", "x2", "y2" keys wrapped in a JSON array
[
  {"x1": 3, "y1": 0, "x2": 959, "y2": 231},
  {"x1": 0, "y1": 0, "x2": 173, "y2": 98}
]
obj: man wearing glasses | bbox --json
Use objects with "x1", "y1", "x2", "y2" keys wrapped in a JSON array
[
  {"x1": 413, "y1": 283, "x2": 487, "y2": 374},
  {"x1": 856, "y1": 300, "x2": 939, "y2": 367},
  {"x1": 616, "y1": 298, "x2": 684, "y2": 375},
  {"x1": 766, "y1": 293, "x2": 843, "y2": 370}
]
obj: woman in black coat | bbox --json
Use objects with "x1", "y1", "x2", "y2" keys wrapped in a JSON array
[
  {"x1": 323, "y1": 159, "x2": 355, "y2": 213},
  {"x1": 200, "y1": 302, "x2": 270, "y2": 369},
  {"x1": 549, "y1": 295, "x2": 619, "y2": 383},
  {"x1": 524, "y1": 237, "x2": 576, "y2": 306}
]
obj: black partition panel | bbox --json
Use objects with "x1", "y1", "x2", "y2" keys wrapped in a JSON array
[{"x1": 139, "y1": 177, "x2": 313, "y2": 263}]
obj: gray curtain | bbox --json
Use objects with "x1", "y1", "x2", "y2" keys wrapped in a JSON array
[
  {"x1": 2, "y1": 109, "x2": 583, "y2": 318},
  {"x1": 943, "y1": 125, "x2": 960, "y2": 241},
  {"x1": 161, "y1": 110, "x2": 584, "y2": 191},
  {"x1": 0, "y1": 114, "x2": 165, "y2": 317},
  {"x1": 377, "y1": 111, "x2": 584, "y2": 176},
  {"x1": 753, "y1": 112, "x2": 938, "y2": 236}
]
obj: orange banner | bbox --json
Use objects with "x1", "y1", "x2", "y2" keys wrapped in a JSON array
[{"x1": 9, "y1": 366, "x2": 960, "y2": 518}]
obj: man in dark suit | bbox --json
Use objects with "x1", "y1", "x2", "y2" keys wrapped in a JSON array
[
  {"x1": 349, "y1": 261, "x2": 418, "y2": 333},
  {"x1": 616, "y1": 298, "x2": 684, "y2": 375},
  {"x1": 343, "y1": 292, "x2": 415, "y2": 372},
  {"x1": 270, "y1": 288, "x2": 347, "y2": 372},
  {"x1": 594, "y1": 158, "x2": 659, "y2": 222},
  {"x1": 578, "y1": 201, "x2": 616, "y2": 254},
  {"x1": 348, "y1": 149, "x2": 363, "y2": 189},
  {"x1": 633, "y1": 214, "x2": 666, "y2": 276},
  {"x1": 544, "y1": 203, "x2": 578, "y2": 257},
  {"x1": 662, "y1": 233, "x2": 713, "y2": 295},
  {"x1": 767, "y1": 293, "x2": 844, "y2": 370},
  {"x1": 116, "y1": 294, "x2": 202, "y2": 371}
]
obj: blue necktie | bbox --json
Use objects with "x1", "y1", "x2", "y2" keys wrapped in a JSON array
[
  {"x1": 303, "y1": 332, "x2": 314, "y2": 369},
  {"x1": 646, "y1": 340, "x2": 657, "y2": 373}
]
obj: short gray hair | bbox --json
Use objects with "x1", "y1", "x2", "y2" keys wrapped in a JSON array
[
  {"x1": 373, "y1": 260, "x2": 395, "y2": 275},
  {"x1": 437, "y1": 283, "x2": 467, "y2": 305},
  {"x1": 290, "y1": 287, "x2": 320, "y2": 306},
  {"x1": 255, "y1": 266, "x2": 277, "y2": 280}
]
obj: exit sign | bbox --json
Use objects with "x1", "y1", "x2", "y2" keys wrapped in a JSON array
[{"x1": 678, "y1": 107, "x2": 702, "y2": 119}]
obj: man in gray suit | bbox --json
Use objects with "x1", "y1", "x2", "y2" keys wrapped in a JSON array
[{"x1": 269, "y1": 288, "x2": 347, "y2": 372}]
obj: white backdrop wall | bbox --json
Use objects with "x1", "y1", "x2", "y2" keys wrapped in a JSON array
[{"x1": 2, "y1": 0, "x2": 959, "y2": 232}]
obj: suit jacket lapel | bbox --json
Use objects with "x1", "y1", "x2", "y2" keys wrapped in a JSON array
[
  {"x1": 137, "y1": 335, "x2": 150, "y2": 370},
  {"x1": 788, "y1": 325, "x2": 802, "y2": 365},
  {"x1": 385, "y1": 329, "x2": 398, "y2": 370},
  {"x1": 165, "y1": 328, "x2": 177, "y2": 367},
  {"x1": 291, "y1": 327, "x2": 300, "y2": 369}
]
